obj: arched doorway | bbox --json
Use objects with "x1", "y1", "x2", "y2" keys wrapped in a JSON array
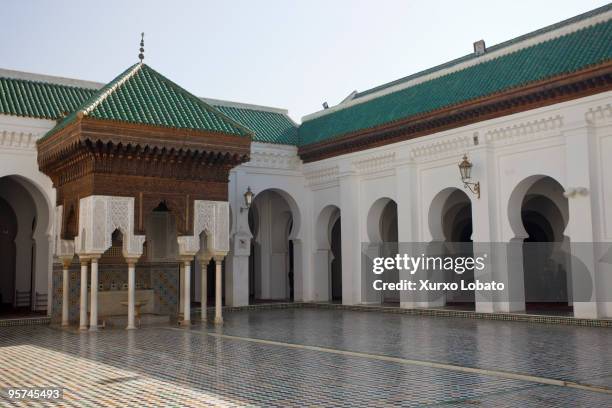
[
  {"x1": 0, "y1": 198, "x2": 17, "y2": 313},
  {"x1": 315, "y1": 205, "x2": 342, "y2": 302},
  {"x1": 330, "y1": 217, "x2": 342, "y2": 302},
  {"x1": 511, "y1": 176, "x2": 571, "y2": 314},
  {"x1": 248, "y1": 189, "x2": 299, "y2": 303},
  {"x1": 429, "y1": 188, "x2": 475, "y2": 309},
  {"x1": 367, "y1": 198, "x2": 399, "y2": 304},
  {"x1": 248, "y1": 204, "x2": 259, "y2": 303},
  {"x1": 0, "y1": 176, "x2": 51, "y2": 316},
  {"x1": 142, "y1": 201, "x2": 182, "y2": 317}
]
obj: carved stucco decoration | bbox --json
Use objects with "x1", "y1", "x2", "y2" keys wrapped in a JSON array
[
  {"x1": 177, "y1": 200, "x2": 229, "y2": 256},
  {"x1": 74, "y1": 195, "x2": 145, "y2": 257}
]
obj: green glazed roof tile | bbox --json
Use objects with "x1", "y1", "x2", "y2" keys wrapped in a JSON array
[
  {"x1": 0, "y1": 77, "x2": 95, "y2": 120},
  {"x1": 0, "y1": 67, "x2": 297, "y2": 145},
  {"x1": 2, "y1": 5, "x2": 609, "y2": 149},
  {"x1": 43, "y1": 63, "x2": 251, "y2": 139},
  {"x1": 298, "y1": 18, "x2": 612, "y2": 146},
  {"x1": 213, "y1": 105, "x2": 298, "y2": 145}
]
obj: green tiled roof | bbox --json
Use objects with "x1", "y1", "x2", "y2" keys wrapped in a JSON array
[
  {"x1": 213, "y1": 105, "x2": 298, "y2": 145},
  {"x1": 0, "y1": 67, "x2": 298, "y2": 145},
  {"x1": 0, "y1": 77, "x2": 96, "y2": 120},
  {"x1": 353, "y1": 3, "x2": 612, "y2": 100},
  {"x1": 44, "y1": 63, "x2": 251, "y2": 139},
  {"x1": 299, "y1": 18, "x2": 612, "y2": 146}
]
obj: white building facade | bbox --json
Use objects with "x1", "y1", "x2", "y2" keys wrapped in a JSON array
[
  {"x1": 227, "y1": 92, "x2": 612, "y2": 320},
  {"x1": 0, "y1": 5, "x2": 611, "y2": 323}
]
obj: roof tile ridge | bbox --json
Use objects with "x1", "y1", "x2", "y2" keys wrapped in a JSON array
[
  {"x1": 80, "y1": 63, "x2": 143, "y2": 117},
  {"x1": 140, "y1": 65, "x2": 254, "y2": 136}
]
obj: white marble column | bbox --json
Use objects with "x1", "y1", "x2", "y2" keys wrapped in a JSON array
[
  {"x1": 564, "y1": 118, "x2": 599, "y2": 319},
  {"x1": 89, "y1": 257, "x2": 100, "y2": 331},
  {"x1": 126, "y1": 259, "x2": 137, "y2": 330},
  {"x1": 214, "y1": 256, "x2": 224, "y2": 325},
  {"x1": 183, "y1": 259, "x2": 192, "y2": 325},
  {"x1": 395, "y1": 155, "x2": 419, "y2": 309},
  {"x1": 179, "y1": 262, "x2": 185, "y2": 320},
  {"x1": 469, "y1": 147, "x2": 496, "y2": 313},
  {"x1": 338, "y1": 166, "x2": 361, "y2": 305},
  {"x1": 200, "y1": 257, "x2": 209, "y2": 322},
  {"x1": 61, "y1": 258, "x2": 71, "y2": 327},
  {"x1": 79, "y1": 258, "x2": 89, "y2": 331},
  {"x1": 225, "y1": 243, "x2": 251, "y2": 306}
]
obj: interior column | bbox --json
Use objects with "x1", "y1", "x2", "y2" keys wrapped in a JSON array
[
  {"x1": 79, "y1": 257, "x2": 89, "y2": 331},
  {"x1": 183, "y1": 258, "x2": 192, "y2": 325},
  {"x1": 214, "y1": 255, "x2": 224, "y2": 325},
  {"x1": 179, "y1": 262, "x2": 185, "y2": 320},
  {"x1": 126, "y1": 258, "x2": 137, "y2": 330},
  {"x1": 89, "y1": 257, "x2": 100, "y2": 331},
  {"x1": 61, "y1": 258, "x2": 71, "y2": 327},
  {"x1": 200, "y1": 256, "x2": 209, "y2": 322}
]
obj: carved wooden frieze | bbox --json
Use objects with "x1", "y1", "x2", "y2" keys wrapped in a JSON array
[{"x1": 37, "y1": 118, "x2": 251, "y2": 239}]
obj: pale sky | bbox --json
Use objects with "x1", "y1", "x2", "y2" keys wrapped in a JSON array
[{"x1": 1, "y1": 0, "x2": 609, "y2": 122}]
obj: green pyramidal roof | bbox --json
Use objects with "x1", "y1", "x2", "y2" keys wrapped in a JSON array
[{"x1": 43, "y1": 63, "x2": 251, "y2": 139}]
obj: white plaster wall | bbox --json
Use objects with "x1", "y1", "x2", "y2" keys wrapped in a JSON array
[
  {"x1": 226, "y1": 143, "x2": 313, "y2": 305},
  {"x1": 299, "y1": 91, "x2": 612, "y2": 317}
]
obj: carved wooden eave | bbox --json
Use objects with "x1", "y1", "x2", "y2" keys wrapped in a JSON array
[
  {"x1": 37, "y1": 117, "x2": 251, "y2": 239},
  {"x1": 37, "y1": 117, "x2": 250, "y2": 179},
  {"x1": 298, "y1": 61, "x2": 612, "y2": 163}
]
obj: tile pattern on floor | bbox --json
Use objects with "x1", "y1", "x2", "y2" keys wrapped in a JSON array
[
  {"x1": 210, "y1": 308, "x2": 612, "y2": 387},
  {"x1": 0, "y1": 309, "x2": 610, "y2": 407}
]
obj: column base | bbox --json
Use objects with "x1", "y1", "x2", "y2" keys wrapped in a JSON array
[
  {"x1": 79, "y1": 325, "x2": 88, "y2": 331},
  {"x1": 214, "y1": 316, "x2": 223, "y2": 325},
  {"x1": 61, "y1": 321, "x2": 69, "y2": 327},
  {"x1": 178, "y1": 319, "x2": 191, "y2": 326},
  {"x1": 89, "y1": 326, "x2": 98, "y2": 332},
  {"x1": 126, "y1": 325, "x2": 137, "y2": 330}
]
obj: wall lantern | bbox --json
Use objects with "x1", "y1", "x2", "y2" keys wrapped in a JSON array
[
  {"x1": 241, "y1": 187, "x2": 254, "y2": 212},
  {"x1": 458, "y1": 154, "x2": 480, "y2": 199}
]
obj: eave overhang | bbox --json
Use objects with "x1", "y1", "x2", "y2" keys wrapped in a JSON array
[
  {"x1": 298, "y1": 61, "x2": 612, "y2": 163},
  {"x1": 37, "y1": 117, "x2": 251, "y2": 186}
]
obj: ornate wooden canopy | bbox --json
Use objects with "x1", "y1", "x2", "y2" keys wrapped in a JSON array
[{"x1": 38, "y1": 116, "x2": 250, "y2": 239}]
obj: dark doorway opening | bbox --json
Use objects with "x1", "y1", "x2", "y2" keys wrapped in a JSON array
[{"x1": 330, "y1": 217, "x2": 342, "y2": 302}]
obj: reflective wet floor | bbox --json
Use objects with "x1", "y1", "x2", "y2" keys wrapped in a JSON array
[{"x1": 1, "y1": 309, "x2": 611, "y2": 407}]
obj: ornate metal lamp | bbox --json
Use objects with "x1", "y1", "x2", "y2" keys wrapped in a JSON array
[
  {"x1": 241, "y1": 187, "x2": 254, "y2": 212},
  {"x1": 458, "y1": 154, "x2": 480, "y2": 199}
]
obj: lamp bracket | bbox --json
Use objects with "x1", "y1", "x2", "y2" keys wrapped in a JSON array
[{"x1": 463, "y1": 180, "x2": 480, "y2": 199}]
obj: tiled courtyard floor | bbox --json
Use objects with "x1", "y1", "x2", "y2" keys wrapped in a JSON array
[{"x1": 0, "y1": 309, "x2": 610, "y2": 407}]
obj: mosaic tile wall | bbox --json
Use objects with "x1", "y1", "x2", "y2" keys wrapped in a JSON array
[{"x1": 51, "y1": 262, "x2": 179, "y2": 323}]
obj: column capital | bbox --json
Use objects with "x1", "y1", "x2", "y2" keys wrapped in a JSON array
[
  {"x1": 213, "y1": 253, "x2": 227, "y2": 263},
  {"x1": 79, "y1": 254, "x2": 101, "y2": 264},
  {"x1": 125, "y1": 257, "x2": 140, "y2": 267},
  {"x1": 60, "y1": 256, "x2": 73, "y2": 269},
  {"x1": 199, "y1": 255, "x2": 213, "y2": 264},
  {"x1": 179, "y1": 255, "x2": 195, "y2": 264}
]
